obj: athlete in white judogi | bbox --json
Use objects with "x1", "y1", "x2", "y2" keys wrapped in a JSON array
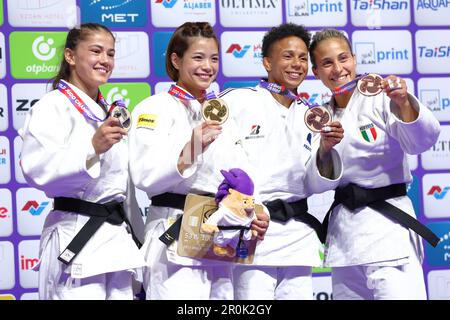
[
  {"x1": 309, "y1": 28, "x2": 440, "y2": 300},
  {"x1": 220, "y1": 24, "x2": 344, "y2": 300},
  {"x1": 128, "y1": 22, "x2": 268, "y2": 300},
  {"x1": 20, "y1": 23, "x2": 146, "y2": 300}
]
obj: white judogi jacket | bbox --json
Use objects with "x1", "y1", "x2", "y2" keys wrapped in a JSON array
[
  {"x1": 322, "y1": 89, "x2": 440, "y2": 267},
  {"x1": 19, "y1": 82, "x2": 146, "y2": 279},
  {"x1": 129, "y1": 88, "x2": 250, "y2": 266},
  {"x1": 220, "y1": 85, "x2": 342, "y2": 266}
]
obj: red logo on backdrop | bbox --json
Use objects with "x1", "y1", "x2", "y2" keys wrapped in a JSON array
[
  {"x1": 0, "y1": 207, "x2": 8, "y2": 218},
  {"x1": 20, "y1": 255, "x2": 39, "y2": 270}
]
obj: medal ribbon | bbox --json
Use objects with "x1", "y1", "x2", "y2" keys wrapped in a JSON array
[
  {"x1": 58, "y1": 80, "x2": 126, "y2": 120},
  {"x1": 168, "y1": 84, "x2": 216, "y2": 101},
  {"x1": 259, "y1": 80, "x2": 318, "y2": 108},
  {"x1": 58, "y1": 80, "x2": 109, "y2": 122},
  {"x1": 332, "y1": 73, "x2": 367, "y2": 96}
]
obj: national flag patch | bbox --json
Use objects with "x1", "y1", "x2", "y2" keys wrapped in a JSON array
[{"x1": 359, "y1": 123, "x2": 377, "y2": 142}]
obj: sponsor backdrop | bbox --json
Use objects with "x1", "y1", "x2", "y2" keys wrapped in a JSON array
[{"x1": 0, "y1": 0, "x2": 449, "y2": 300}]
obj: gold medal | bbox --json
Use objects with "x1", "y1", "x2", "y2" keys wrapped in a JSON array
[
  {"x1": 111, "y1": 105, "x2": 132, "y2": 132},
  {"x1": 202, "y1": 98, "x2": 229, "y2": 124},
  {"x1": 357, "y1": 73, "x2": 383, "y2": 96},
  {"x1": 304, "y1": 106, "x2": 332, "y2": 133}
]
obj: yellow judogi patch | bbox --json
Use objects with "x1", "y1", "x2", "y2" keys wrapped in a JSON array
[{"x1": 137, "y1": 114, "x2": 157, "y2": 129}]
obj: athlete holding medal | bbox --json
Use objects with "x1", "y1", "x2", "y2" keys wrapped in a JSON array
[
  {"x1": 129, "y1": 22, "x2": 268, "y2": 300},
  {"x1": 220, "y1": 23, "x2": 344, "y2": 300},
  {"x1": 19, "y1": 23, "x2": 145, "y2": 300},
  {"x1": 309, "y1": 29, "x2": 441, "y2": 300}
]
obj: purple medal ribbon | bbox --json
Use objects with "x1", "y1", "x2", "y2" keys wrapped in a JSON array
[
  {"x1": 58, "y1": 80, "x2": 108, "y2": 122},
  {"x1": 332, "y1": 74, "x2": 367, "y2": 96},
  {"x1": 259, "y1": 80, "x2": 318, "y2": 108},
  {"x1": 58, "y1": 80, "x2": 126, "y2": 121},
  {"x1": 168, "y1": 84, "x2": 216, "y2": 101}
]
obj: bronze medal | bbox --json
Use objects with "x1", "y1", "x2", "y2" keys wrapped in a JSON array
[
  {"x1": 111, "y1": 105, "x2": 131, "y2": 132},
  {"x1": 357, "y1": 73, "x2": 383, "y2": 96},
  {"x1": 304, "y1": 106, "x2": 332, "y2": 133},
  {"x1": 202, "y1": 98, "x2": 229, "y2": 124}
]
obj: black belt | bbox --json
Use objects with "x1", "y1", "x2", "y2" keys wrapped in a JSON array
[
  {"x1": 322, "y1": 183, "x2": 439, "y2": 247},
  {"x1": 151, "y1": 192, "x2": 214, "y2": 246},
  {"x1": 264, "y1": 198, "x2": 326, "y2": 243},
  {"x1": 218, "y1": 225, "x2": 251, "y2": 258},
  {"x1": 54, "y1": 197, "x2": 142, "y2": 265}
]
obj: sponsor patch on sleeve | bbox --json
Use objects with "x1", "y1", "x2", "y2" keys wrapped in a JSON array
[{"x1": 137, "y1": 114, "x2": 157, "y2": 129}]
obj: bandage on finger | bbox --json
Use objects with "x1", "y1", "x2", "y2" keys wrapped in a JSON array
[{"x1": 387, "y1": 78, "x2": 402, "y2": 91}]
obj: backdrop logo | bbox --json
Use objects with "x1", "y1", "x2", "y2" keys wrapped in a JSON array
[
  {"x1": 430, "y1": 139, "x2": 450, "y2": 153},
  {"x1": 0, "y1": 137, "x2": 10, "y2": 184},
  {"x1": 416, "y1": 0, "x2": 450, "y2": 10},
  {"x1": 17, "y1": 188, "x2": 52, "y2": 236},
  {"x1": 428, "y1": 186, "x2": 450, "y2": 199},
  {"x1": 420, "y1": 89, "x2": 446, "y2": 112},
  {"x1": 153, "y1": 32, "x2": 172, "y2": 77},
  {"x1": 352, "y1": 31, "x2": 412, "y2": 74},
  {"x1": 0, "y1": 148, "x2": 6, "y2": 164},
  {"x1": 221, "y1": 0, "x2": 278, "y2": 8},
  {"x1": 427, "y1": 270, "x2": 450, "y2": 300},
  {"x1": 0, "y1": 190, "x2": 12, "y2": 238},
  {"x1": 421, "y1": 126, "x2": 450, "y2": 170},
  {"x1": 21, "y1": 201, "x2": 49, "y2": 216},
  {"x1": 289, "y1": 0, "x2": 344, "y2": 16},
  {"x1": 416, "y1": 30, "x2": 450, "y2": 73},
  {"x1": 418, "y1": 45, "x2": 450, "y2": 58},
  {"x1": 20, "y1": 255, "x2": 38, "y2": 271},
  {"x1": 425, "y1": 222, "x2": 450, "y2": 266},
  {"x1": 220, "y1": 0, "x2": 281, "y2": 27},
  {"x1": 100, "y1": 82, "x2": 151, "y2": 113},
  {"x1": 81, "y1": 0, "x2": 147, "y2": 27},
  {"x1": 7, "y1": 0, "x2": 76, "y2": 27},
  {"x1": 0, "y1": 207, "x2": 7, "y2": 218},
  {"x1": 107, "y1": 87, "x2": 131, "y2": 106},
  {"x1": 32, "y1": 36, "x2": 56, "y2": 61},
  {"x1": 354, "y1": 42, "x2": 409, "y2": 64},
  {"x1": 0, "y1": 84, "x2": 6, "y2": 132},
  {"x1": 10, "y1": 32, "x2": 66, "y2": 79},
  {"x1": 353, "y1": 0, "x2": 408, "y2": 10},
  {"x1": 111, "y1": 32, "x2": 150, "y2": 78},
  {"x1": 155, "y1": 0, "x2": 177, "y2": 8},
  {"x1": 423, "y1": 174, "x2": 450, "y2": 218},
  {"x1": 151, "y1": 0, "x2": 214, "y2": 27},
  {"x1": 226, "y1": 44, "x2": 251, "y2": 58},
  {"x1": 12, "y1": 83, "x2": 49, "y2": 131},
  {"x1": 18, "y1": 240, "x2": 40, "y2": 288},
  {"x1": 298, "y1": 92, "x2": 320, "y2": 105},
  {"x1": 418, "y1": 78, "x2": 450, "y2": 122},
  {"x1": 287, "y1": 0, "x2": 347, "y2": 27}
]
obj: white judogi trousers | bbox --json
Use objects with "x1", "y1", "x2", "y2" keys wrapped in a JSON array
[
  {"x1": 331, "y1": 237, "x2": 427, "y2": 300},
  {"x1": 38, "y1": 230, "x2": 134, "y2": 300},
  {"x1": 233, "y1": 265, "x2": 313, "y2": 300}
]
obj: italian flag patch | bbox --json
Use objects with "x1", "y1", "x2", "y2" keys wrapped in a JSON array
[{"x1": 359, "y1": 123, "x2": 377, "y2": 142}]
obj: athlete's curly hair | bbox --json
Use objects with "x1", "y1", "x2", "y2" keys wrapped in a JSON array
[{"x1": 262, "y1": 23, "x2": 311, "y2": 58}]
